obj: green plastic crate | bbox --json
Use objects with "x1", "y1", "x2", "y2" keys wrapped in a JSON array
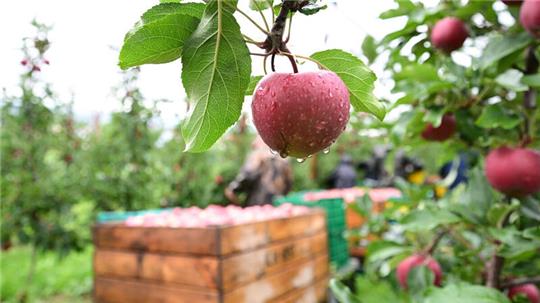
[
  {"x1": 275, "y1": 193, "x2": 349, "y2": 268},
  {"x1": 97, "y1": 208, "x2": 173, "y2": 223}
]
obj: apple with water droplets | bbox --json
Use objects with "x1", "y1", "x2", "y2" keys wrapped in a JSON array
[
  {"x1": 430, "y1": 17, "x2": 469, "y2": 53},
  {"x1": 421, "y1": 114, "x2": 456, "y2": 142},
  {"x1": 508, "y1": 284, "x2": 540, "y2": 303},
  {"x1": 396, "y1": 254, "x2": 442, "y2": 289},
  {"x1": 251, "y1": 71, "x2": 350, "y2": 158},
  {"x1": 485, "y1": 147, "x2": 540, "y2": 196},
  {"x1": 520, "y1": 0, "x2": 540, "y2": 38}
]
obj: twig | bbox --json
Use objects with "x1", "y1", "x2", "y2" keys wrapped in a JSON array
[
  {"x1": 235, "y1": 7, "x2": 270, "y2": 35},
  {"x1": 502, "y1": 276, "x2": 540, "y2": 288},
  {"x1": 422, "y1": 230, "x2": 447, "y2": 255},
  {"x1": 271, "y1": 53, "x2": 276, "y2": 72},
  {"x1": 522, "y1": 45, "x2": 538, "y2": 146},
  {"x1": 252, "y1": 0, "x2": 270, "y2": 32},
  {"x1": 285, "y1": 13, "x2": 293, "y2": 43}
]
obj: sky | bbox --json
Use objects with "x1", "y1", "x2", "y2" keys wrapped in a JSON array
[{"x1": 0, "y1": 0, "x2": 407, "y2": 128}]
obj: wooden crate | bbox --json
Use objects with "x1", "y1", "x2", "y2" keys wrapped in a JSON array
[{"x1": 93, "y1": 209, "x2": 329, "y2": 303}]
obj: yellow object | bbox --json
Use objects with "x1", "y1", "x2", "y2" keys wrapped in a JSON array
[
  {"x1": 435, "y1": 185, "x2": 447, "y2": 198},
  {"x1": 408, "y1": 170, "x2": 426, "y2": 185},
  {"x1": 398, "y1": 206, "x2": 410, "y2": 214}
]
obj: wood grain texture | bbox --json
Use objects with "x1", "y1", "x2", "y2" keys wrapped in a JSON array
[
  {"x1": 93, "y1": 231, "x2": 327, "y2": 290},
  {"x1": 94, "y1": 277, "x2": 218, "y2": 303},
  {"x1": 221, "y1": 232, "x2": 327, "y2": 290},
  {"x1": 223, "y1": 254, "x2": 328, "y2": 303},
  {"x1": 270, "y1": 278, "x2": 328, "y2": 303},
  {"x1": 93, "y1": 210, "x2": 326, "y2": 256}
]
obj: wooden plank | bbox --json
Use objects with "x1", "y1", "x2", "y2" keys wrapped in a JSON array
[
  {"x1": 94, "y1": 277, "x2": 218, "y2": 303},
  {"x1": 93, "y1": 225, "x2": 219, "y2": 255},
  {"x1": 219, "y1": 210, "x2": 326, "y2": 255},
  {"x1": 270, "y1": 278, "x2": 328, "y2": 303},
  {"x1": 221, "y1": 232, "x2": 327, "y2": 290},
  {"x1": 93, "y1": 210, "x2": 325, "y2": 256},
  {"x1": 222, "y1": 254, "x2": 329, "y2": 303},
  {"x1": 94, "y1": 250, "x2": 220, "y2": 289}
]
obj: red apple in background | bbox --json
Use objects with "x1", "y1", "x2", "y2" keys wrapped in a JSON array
[
  {"x1": 508, "y1": 284, "x2": 540, "y2": 303},
  {"x1": 252, "y1": 71, "x2": 350, "y2": 158},
  {"x1": 421, "y1": 114, "x2": 456, "y2": 141},
  {"x1": 485, "y1": 147, "x2": 540, "y2": 196},
  {"x1": 431, "y1": 17, "x2": 469, "y2": 53},
  {"x1": 520, "y1": 0, "x2": 540, "y2": 37},
  {"x1": 502, "y1": 0, "x2": 523, "y2": 6},
  {"x1": 396, "y1": 254, "x2": 442, "y2": 289}
]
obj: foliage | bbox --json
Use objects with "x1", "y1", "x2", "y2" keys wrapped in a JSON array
[
  {"x1": 0, "y1": 246, "x2": 92, "y2": 303},
  {"x1": 332, "y1": 0, "x2": 540, "y2": 302}
]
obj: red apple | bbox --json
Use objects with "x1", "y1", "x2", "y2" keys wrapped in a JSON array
[
  {"x1": 485, "y1": 147, "x2": 540, "y2": 196},
  {"x1": 396, "y1": 254, "x2": 442, "y2": 289},
  {"x1": 520, "y1": 0, "x2": 540, "y2": 37},
  {"x1": 508, "y1": 284, "x2": 540, "y2": 303},
  {"x1": 503, "y1": 0, "x2": 523, "y2": 6},
  {"x1": 421, "y1": 114, "x2": 456, "y2": 141},
  {"x1": 251, "y1": 71, "x2": 350, "y2": 158},
  {"x1": 431, "y1": 17, "x2": 469, "y2": 53}
]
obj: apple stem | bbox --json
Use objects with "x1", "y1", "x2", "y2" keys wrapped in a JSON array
[
  {"x1": 254, "y1": 1, "x2": 307, "y2": 74},
  {"x1": 501, "y1": 276, "x2": 540, "y2": 289}
]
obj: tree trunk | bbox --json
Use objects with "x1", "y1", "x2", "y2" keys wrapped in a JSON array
[{"x1": 18, "y1": 245, "x2": 38, "y2": 303}]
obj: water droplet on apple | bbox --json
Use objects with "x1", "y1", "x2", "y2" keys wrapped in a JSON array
[
  {"x1": 323, "y1": 148, "x2": 330, "y2": 154},
  {"x1": 269, "y1": 149, "x2": 277, "y2": 155},
  {"x1": 309, "y1": 142, "x2": 315, "y2": 147},
  {"x1": 307, "y1": 154, "x2": 313, "y2": 158},
  {"x1": 271, "y1": 91, "x2": 276, "y2": 97},
  {"x1": 338, "y1": 117, "x2": 344, "y2": 122},
  {"x1": 279, "y1": 150, "x2": 288, "y2": 158},
  {"x1": 329, "y1": 92, "x2": 334, "y2": 98},
  {"x1": 296, "y1": 158, "x2": 306, "y2": 163}
]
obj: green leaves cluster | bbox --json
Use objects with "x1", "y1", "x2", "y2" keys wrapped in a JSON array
[
  {"x1": 120, "y1": 0, "x2": 251, "y2": 152},
  {"x1": 119, "y1": 0, "x2": 384, "y2": 152}
]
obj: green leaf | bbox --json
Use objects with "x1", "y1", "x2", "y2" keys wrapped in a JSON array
[
  {"x1": 408, "y1": 266, "x2": 435, "y2": 297},
  {"x1": 478, "y1": 33, "x2": 532, "y2": 70},
  {"x1": 521, "y1": 196, "x2": 540, "y2": 221},
  {"x1": 249, "y1": 0, "x2": 272, "y2": 11},
  {"x1": 366, "y1": 241, "x2": 411, "y2": 264},
  {"x1": 379, "y1": 0, "x2": 416, "y2": 19},
  {"x1": 400, "y1": 207, "x2": 460, "y2": 232},
  {"x1": 181, "y1": 0, "x2": 251, "y2": 152},
  {"x1": 423, "y1": 108, "x2": 445, "y2": 127},
  {"x1": 425, "y1": 283, "x2": 511, "y2": 303},
  {"x1": 487, "y1": 201, "x2": 519, "y2": 227},
  {"x1": 394, "y1": 64, "x2": 439, "y2": 83},
  {"x1": 495, "y1": 69, "x2": 528, "y2": 92},
  {"x1": 361, "y1": 35, "x2": 377, "y2": 64},
  {"x1": 354, "y1": 276, "x2": 402, "y2": 303},
  {"x1": 299, "y1": 1, "x2": 328, "y2": 16},
  {"x1": 245, "y1": 75, "x2": 263, "y2": 95},
  {"x1": 310, "y1": 49, "x2": 386, "y2": 120},
  {"x1": 490, "y1": 227, "x2": 540, "y2": 260},
  {"x1": 476, "y1": 104, "x2": 521, "y2": 130},
  {"x1": 521, "y1": 73, "x2": 540, "y2": 87},
  {"x1": 119, "y1": 3, "x2": 205, "y2": 69},
  {"x1": 329, "y1": 279, "x2": 360, "y2": 303}
]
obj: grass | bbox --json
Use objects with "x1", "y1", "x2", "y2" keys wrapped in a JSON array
[{"x1": 1, "y1": 246, "x2": 92, "y2": 303}]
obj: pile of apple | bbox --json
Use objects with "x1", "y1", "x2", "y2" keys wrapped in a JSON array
[{"x1": 124, "y1": 203, "x2": 311, "y2": 228}]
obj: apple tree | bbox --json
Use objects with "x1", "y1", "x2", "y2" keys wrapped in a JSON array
[
  {"x1": 0, "y1": 21, "x2": 87, "y2": 301},
  {"x1": 331, "y1": 1, "x2": 540, "y2": 303}
]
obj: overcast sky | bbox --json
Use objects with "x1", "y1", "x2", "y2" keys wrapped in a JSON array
[{"x1": 0, "y1": 0, "x2": 407, "y2": 127}]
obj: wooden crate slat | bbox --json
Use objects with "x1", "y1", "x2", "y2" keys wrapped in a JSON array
[
  {"x1": 269, "y1": 278, "x2": 328, "y2": 303},
  {"x1": 223, "y1": 254, "x2": 328, "y2": 303},
  {"x1": 94, "y1": 277, "x2": 219, "y2": 303},
  {"x1": 221, "y1": 232, "x2": 327, "y2": 290},
  {"x1": 94, "y1": 250, "x2": 220, "y2": 289},
  {"x1": 93, "y1": 225, "x2": 219, "y2": 255},
  {"x1": 93, "y1": 210, "x2": 325, "y2": 256},
  {"x1": 218, "y1": 210, "x2": 326, "y2": 255}
]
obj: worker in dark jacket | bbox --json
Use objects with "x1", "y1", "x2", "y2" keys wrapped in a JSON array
[
  {"x1": 225, "y1": 136, "x2": 293, "y2": 206},
  {"x1": 326, "y1": 154, "x2": 357, "y2": 189}
]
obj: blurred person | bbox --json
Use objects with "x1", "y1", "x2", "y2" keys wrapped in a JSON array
[
  {"x1": 225, "y1": 136, "x2": 293, "y2": 206},
  {"x1": 358, "y1": 145, "x2": 391, "y2": 186},
  {"x1": 326, "y1": 154, "x2": 357, "y2": 189}
]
